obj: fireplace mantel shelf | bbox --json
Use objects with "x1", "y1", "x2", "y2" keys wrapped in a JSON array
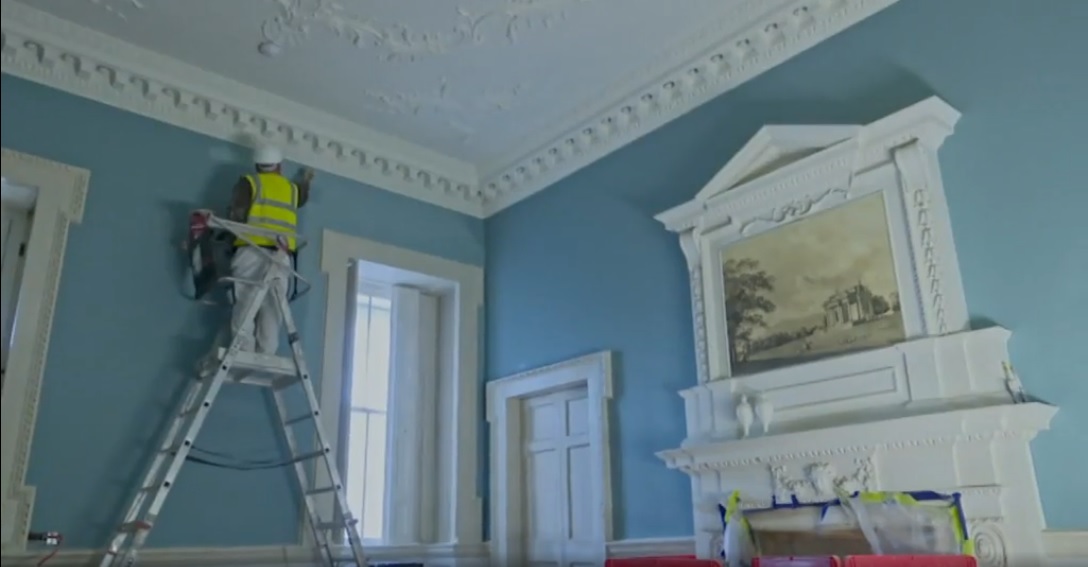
[{"x1": 658, "y1": 399, "x2": 1056, "y2": 472}]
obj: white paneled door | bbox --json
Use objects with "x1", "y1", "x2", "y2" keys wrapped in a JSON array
[{"x1": 522, "y1": 386, "x2": 596, "y2": 567}]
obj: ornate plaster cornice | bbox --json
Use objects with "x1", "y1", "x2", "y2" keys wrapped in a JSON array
[
  {"x1": 478, "y1": 0, "x2": 900, "y2": 215},
  {"x1": 1, "y1": 0, "x2": 899, "y2": 218},
  {"x1": 0, "y1": 0, "x2": 486, "y2": 216}
]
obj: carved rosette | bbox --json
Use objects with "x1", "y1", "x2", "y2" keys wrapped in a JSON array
[{"x1": 969, "y1": 520, "x2": 1008, "y2": 567}]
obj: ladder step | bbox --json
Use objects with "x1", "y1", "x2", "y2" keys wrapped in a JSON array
[
  {"x1": 218, "y1": 348, "x2": 296, "y2": 376},
  {"x1": 284, "y1": 410, "x2": 319, "y2": 426},
  {"x1": 317, "y1": 518, "x2": 357, "y2": 531},
  {"x1": 118, "y1": 521, "x2": 152, "y2": 532},
  {"x1": 289, "y1": 449, "x2": 328, "y2": 464},
  {"x1": 306, "y1": 484, "x2": 340, "y2": 496},
  {"x1": 201, "y1": 348, "x2": 301, "y2": 388}
]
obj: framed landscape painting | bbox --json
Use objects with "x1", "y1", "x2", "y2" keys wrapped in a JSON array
[{"x1": 721, "y1": 192, "x2": 905, "y2": 375}]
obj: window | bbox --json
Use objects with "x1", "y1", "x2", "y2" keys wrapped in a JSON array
[
  {"x1": 343, "y1": 288, "x2": 392, "y2": 542},
  {"x1": 317, "y1": 230, "x2": 484, "y2": 548},
  {"x1": 1, "y1": 194, "x2": 35, "y2": 389},
  {"x1": 338, "y1": 268, "x2": 443, "y2": 545}
]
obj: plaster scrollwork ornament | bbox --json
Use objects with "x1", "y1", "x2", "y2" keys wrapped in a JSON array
[
  {"x1": 770, "y1": 457, "x2": 875, "y2": 503},
  {"x1": 968, "y1": 519, "x2": 1008, "y2": 567},
  {"x1": 260, "y1": 0, "x2": 588, "y2": 62},
  {"x1": 360, "y1": 78, "x2": 524, "y2": 143},
  {"x1": 739, "y1": 187, "x2": 848, "y2": 235}
]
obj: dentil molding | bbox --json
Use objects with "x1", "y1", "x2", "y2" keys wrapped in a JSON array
[
  {"x1": 479, "y1": 0, "x2": 901, "y2": 214},
  {"x1": 0, "y1": 0, "x2": 484, "y2": 215},
  {"x1": 261, "y1": 0, "x2": 588, "y2": 62}
]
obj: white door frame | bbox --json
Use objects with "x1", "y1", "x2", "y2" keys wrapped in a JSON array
[
  {"x1": 486, "y1": 351, "x2": 614, "y2": 565},
  {"x1": 0, "y1": 148, "x2": 89, "y2": 551}
]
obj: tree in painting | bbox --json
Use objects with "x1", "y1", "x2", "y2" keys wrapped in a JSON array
[{"x1": 723, "y1": 258, "x2": 777, "y2": 364}]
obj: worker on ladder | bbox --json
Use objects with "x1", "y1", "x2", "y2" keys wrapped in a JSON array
[{"x1": 227, "y1": 145, "x2": 313, "y2": 354}]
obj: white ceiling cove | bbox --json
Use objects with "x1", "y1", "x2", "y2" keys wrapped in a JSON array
[{"x1": 0, "y1": 0, "x2": 897, "y2": 216}]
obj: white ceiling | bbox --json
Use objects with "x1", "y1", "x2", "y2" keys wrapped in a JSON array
[{"x1": 2, "y1": 0, "x2": 897, "y2": 215}]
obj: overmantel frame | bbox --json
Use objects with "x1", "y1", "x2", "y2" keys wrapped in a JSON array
[{"x1": 656, "y1": 97, "x2": 968, "y2": 385}]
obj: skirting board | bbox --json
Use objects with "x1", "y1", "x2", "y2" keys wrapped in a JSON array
[
  {"x1": 2, "y1": 539, "x2": 692, "y2": 566},
  {"x1": 606, "y1": 537, "x2": 696, "y2": 558},
  {"x1": 0, "y1": 543, "x2": 490, "y2": 567},
  {"x1": 3, "y1": 533, "x2": 1080, "y2": 565},
  {"x1": 1044, "y1": 530, "x2": 1088, "y2": 559}
]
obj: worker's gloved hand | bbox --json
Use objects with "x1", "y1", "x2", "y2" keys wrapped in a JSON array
[{"x1": 299, "y1": 167, "x2": 315, "y2": 184}]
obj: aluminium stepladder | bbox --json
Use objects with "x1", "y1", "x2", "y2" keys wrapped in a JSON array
[{"x1": 100, "y1": 212, "x2": 368, "y2": 567}]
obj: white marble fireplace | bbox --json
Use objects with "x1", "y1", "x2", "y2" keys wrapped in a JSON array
[{"x1": 654, "y1": 98, "x2": 1058, "y2": 566}]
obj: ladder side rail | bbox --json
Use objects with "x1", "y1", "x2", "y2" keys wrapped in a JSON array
[
  {"x1": 99, "y1": 378, "x2": 212, "y2": 566},
  {"x1": 138, "y1": 273, "x2": 274, "y2": 519},
  {"x1": 273, "y1": 290, "x2": 369, "y2": 566},
  {"x1": 107, "y1": 270, "x2": 275, "y2": 566},
  {"x1": 270, "y1": 387, "x2": 337, "y2": 567}
]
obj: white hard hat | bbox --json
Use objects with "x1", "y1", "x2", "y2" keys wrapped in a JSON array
[{"x1": 254, "y1": 145, "x2": 283, "y2": 165}]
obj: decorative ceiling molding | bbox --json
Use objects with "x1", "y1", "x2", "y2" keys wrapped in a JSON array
[
  {"x1": 260, "y1": 0, "x2": 589, "y2": 62},
  {"x1": 362, "y1": 78, "x2": 523, "y2": 143},
  {"x1": 0, "y1": 0, "x2": 486, "y2": 216},
  {"x1": 478, "y1": 0, "x2": 901, "y2": 215},
  {"x1": 1, "y1": 0, "x2": 899, "y2": 219},
  {"x1": 87, "y1": 0, "x2": 144, "y2": 20}
]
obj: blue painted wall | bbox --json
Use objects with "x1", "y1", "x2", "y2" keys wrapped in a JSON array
[
  {"x1": 486, "y1": 0, "x2": 1088, "y2": 538},
  {"x1": 1, "y1": 73, "x2": 485, "y2": 548}
]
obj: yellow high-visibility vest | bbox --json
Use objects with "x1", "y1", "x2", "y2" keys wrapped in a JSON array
[{"x1": 235, "y1": 173, "x2": 299, "y2": 251}]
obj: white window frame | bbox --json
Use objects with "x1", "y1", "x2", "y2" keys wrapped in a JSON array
[
  {"x1": 0, "y1": 148, "x2": 89, "y2": 552},
  {"x1": 316, "y1": 229, "x2": 483, "y2": 549},
  {"x1": 342, "y1": 285, "x2": 396, "y2": 544},
  {"x1": 2, "y1": 197, "x2": 35, "y2": 381}
]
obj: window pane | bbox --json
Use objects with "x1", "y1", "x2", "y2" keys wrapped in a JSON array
[
  {"x1": 362, "y1": 304, "x2": 390, "y2": 411},
  {"x1": 351, "y1": 298, "x2": 391, "y2": 411},
  {"x1": 343, "y1": 287, "x2": 393, "y2": 544},
  {"x1": 344, "y1": 412, "x2": 369, "y2": 526},
  {"x1": 361, "y1": 412, "x2": 387, "y2": 540},
  {"x1": 350, "y1": 301, "x2": 372, "y2": 407}
]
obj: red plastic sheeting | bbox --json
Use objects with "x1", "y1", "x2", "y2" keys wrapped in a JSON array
[
  {"x1": 605, "y1": 556, "x2": 720, "y2": 567},
  {"x1": 607, "y1": 556, "x2": 976, "y2": 567},
  {"x1": 845, "y1": 557, "x2": 977, "y2": 567},
  {"x1": 754, "y1": 557, "x2": 842, "y2": 567}
]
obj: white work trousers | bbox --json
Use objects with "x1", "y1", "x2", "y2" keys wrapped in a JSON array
[{"x1": 230, "y1": 245, "x2": 290, "y2": 354}]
